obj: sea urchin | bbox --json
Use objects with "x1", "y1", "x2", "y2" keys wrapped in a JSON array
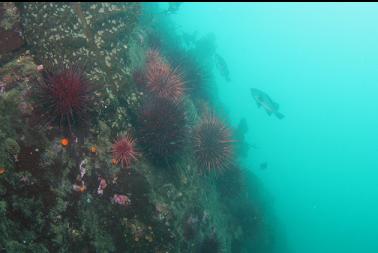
[
  {"x1": 193, "y1": 113, "x2": 234, "y2": 174},
  {"x1": 143, "y1": 49, "x2": 185, "y2": 103},
  {"x1": 112, "y1": 134, "x2": 139, "y2": 168},
  {"x1": 137, "y1": 98, "x2": 187, "y2": 164},
  {"x1": 32, "y1": 67, "x2": 93, "y2": 132}
]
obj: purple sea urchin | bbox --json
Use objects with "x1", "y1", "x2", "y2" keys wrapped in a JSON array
[
  {"x1": 137, "y1": 98, "x2": 187, "y2": 164},
  {"x1": 193, "y1": 113, "x2": 234, "y2": 174},
  {"x1": 32, "y1": 67, "x2": 93, "y2": 132}
]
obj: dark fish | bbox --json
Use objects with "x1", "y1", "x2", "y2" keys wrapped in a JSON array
[
  {"x1": 250, "y1": 143, "x2": 259, "y2": 149},
  {"x1": 260, "y1": 162, "x2": 268, "y2": 170},
  {"x1": 182, "y1": 31, "x2": 198, "y2": 47},
  {"x1": 237, "y1": 118, "x2": 248, "y2": 135},
  {"x1": 167, "y1": 2, "x2": 183, "y2": 14},
  {"x1": 251, "y1": 88, "x2": 285, "y2": 119},
  {"x1": 214, "y1": 53, "x2": 230, "y2": 82}
]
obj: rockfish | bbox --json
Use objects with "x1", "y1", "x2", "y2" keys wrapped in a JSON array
[
  {"x1": 215, "y1": 53, "x2": 230, "y2": 82},
  {"x1": 251, "y1": 88, "x2": 285, "y2": 119}
]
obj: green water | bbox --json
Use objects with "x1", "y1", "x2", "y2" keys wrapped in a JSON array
[{"x1": 171, "y1": 3, "x2": 378, "y2": 253}]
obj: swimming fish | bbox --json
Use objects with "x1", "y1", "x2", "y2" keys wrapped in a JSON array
[
  {"x1": 250, "y1": 88, "x2": 285, "y2": 119},
  {"x1": 214, "y1": 53, "x2": 230, "y2": 82},
  {"x1": 182, "y1": 31, "x2": 198, "y2": 47},
  {"x1": 260, "y1": 162, "x2": 268, "y2": 170},
  {"x1": 166, "y1": 2, "x2": 182, "y2": 14}
]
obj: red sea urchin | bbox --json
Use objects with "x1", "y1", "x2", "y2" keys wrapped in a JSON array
[
  {"x1": 143, "y1": 49, "x2": 185, "y2": 103},
  {"x1": 112, "y1": 134, "x2": 139, "y2": 168},
  {"x1": 137, "y1": 98, "x2": 187, "y2": 164},
  {"x1": 193, "y1": 113, "x2": 234, "y2": 174},
  {"x1": 32, "y1": 67, "x2": 93, "y2": 132}
]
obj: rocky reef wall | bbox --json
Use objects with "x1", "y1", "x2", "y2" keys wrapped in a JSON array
[{"x1": 0, "y1": 2, "x2": 276, "y2": 253}]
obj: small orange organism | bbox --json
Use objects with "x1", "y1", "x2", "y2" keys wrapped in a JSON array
[
  {"x1": 73, "y1": 181, "x2": 86, "y2": 193},
  {"x1": 79, "y1": 184, "x2": 87, "y2": 193},
  {"x1": 0, "y1": 168, "x2": 6, "y2": 175},
  {"x1": 89, "y1": 146, "x2": 97, "y2": 154},
  {"x1": 60, "y1": 138, "x2": 69, "y2": 147},
  {"x1": 111, "y1": 158, "x2": 118, "y2": 165}
]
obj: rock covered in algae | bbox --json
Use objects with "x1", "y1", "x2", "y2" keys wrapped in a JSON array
[
  {"x1": 0, "y1": 52, "x2": 39, "y2": 95},
  {"x1": 0, "y1": 2, "x2": 25, "y2": 65},
  {"x1": 4, "y1": 138, "x2": 20, "y2": 156},
  {"x1": 20, "y1": 2, "x2": 141, "y2": 89}
]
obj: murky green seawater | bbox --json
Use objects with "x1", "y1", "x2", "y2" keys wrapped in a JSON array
[{"x1": 172, "y1": 3, "x2": 378, "y2": 253}]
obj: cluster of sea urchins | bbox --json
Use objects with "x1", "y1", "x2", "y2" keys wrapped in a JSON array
[
  {"x1": 137, "y1": 97, "x2": 187, "y2": 164},
  {"x1": 138, "y1": 49, "x2": 185, "y2": 104},
  {"x1": 193, "y1": 113, "x2": 234, "y2": 174},
  {"x1": 31, "y1": 66, "x2": 93, "y2": 132}
]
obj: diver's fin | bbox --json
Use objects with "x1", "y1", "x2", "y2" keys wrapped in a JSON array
[
  {"x1": 273, "y1": 102, "x2": 279, "y2": 110},
  {"x1": 275, "y1": 112, "x2": 285, "y2": 119}
]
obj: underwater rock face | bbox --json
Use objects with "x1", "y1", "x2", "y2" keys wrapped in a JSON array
[
  {"x1": 0, "y1": 53, "x2": 39, "y2": 95},
  {"x1": 0, "y1": 3, "x2": 277, "y2": 252},
  {"x1": 0, "y1": 2, "x2": 25, "y2": 65},
  {"x1": 20, "y1": 2, "x2": 141, "y2": 88}
]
